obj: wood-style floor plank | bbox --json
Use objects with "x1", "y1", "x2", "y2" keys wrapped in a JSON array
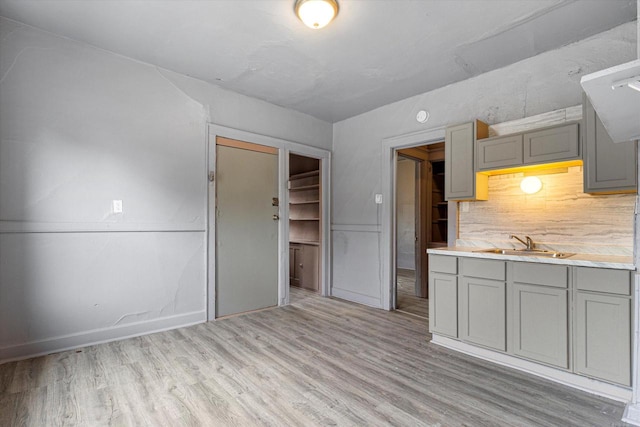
[{"x1": 0, "y1": 286, "x2": 629, "y2": 426}]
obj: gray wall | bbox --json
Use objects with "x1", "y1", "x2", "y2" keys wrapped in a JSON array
[
  {"x1": 396, "y1": 158, "x2": 415, "y2": 270},
  {"x1": 331, "y1": 22, "x2": 638, "y2": 308},
  {"x1": 0, "y1": 17, "x2": 332, "y2": 360}
]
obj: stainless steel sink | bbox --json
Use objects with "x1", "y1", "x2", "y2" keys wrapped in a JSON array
[{"x1": 473, "y1": 248, "x2": 574, "y2": 259}]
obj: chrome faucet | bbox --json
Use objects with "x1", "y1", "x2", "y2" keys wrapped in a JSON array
[{"x1": 510, "y1": 234, "x2": 535, "y2": 251}]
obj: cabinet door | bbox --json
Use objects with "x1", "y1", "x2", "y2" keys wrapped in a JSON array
[
  {"x1": 459, "y1": 277, "x2": 506, "y2": 351},
  {"x1": 583, "y1": 95, "x2": 637, "y2": 194},
  {"x1": 512, "y1": 284, "x2": 568, "y2": 368},
  {"x1": 290, "y1": 245, "x2": 302, "y2": 287},
  {"x1": 428, "y1": 272, "x2": 458, "y2": 338},
  {"x1": 300, "y1": 245, "x2": 319, "y2": 291},
  {"x1": 523, "y1": 123, "x2": 579, "y2": 164},
  {"x1": 445, "y1": 122, "x2": 488, "y2": 201},
  {"x1": 476, "y1": 134, "x2": 523, "y2": 171},
  {"x1": 575, "y1": 292, "x2": 631, "y2": 386}
]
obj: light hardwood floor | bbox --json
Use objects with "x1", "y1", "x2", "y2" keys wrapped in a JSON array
[
  {"x1": 397, "y1": 268, "x2": 429, "y2": 318},
  {"x1": 0, "y1": 287, "x2": 628, "y2": 426}
]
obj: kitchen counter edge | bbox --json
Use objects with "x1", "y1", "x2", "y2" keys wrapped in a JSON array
[{"x1": 427, "y1": 247, "x2": 635, "y2": 270}]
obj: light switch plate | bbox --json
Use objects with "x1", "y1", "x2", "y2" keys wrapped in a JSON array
[
  {"x1": 375, "y1": 194, "x2": 383, "y2": 204},
  {"x1": 112, "y1": 200, "x2": 123, "y2": 213}
]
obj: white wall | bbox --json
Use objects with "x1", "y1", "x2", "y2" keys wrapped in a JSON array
[
  {"x1": 396, "y1": 158, "x2": 415, "y2": 270},
  {"x1": 331, "y1": 22, "x2": 638, "y2": 308},
  {"x1": 0, "y1": 17, "x2": 332, "y2": 361}
]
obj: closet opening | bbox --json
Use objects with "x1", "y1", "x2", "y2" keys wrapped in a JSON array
[
  {"x1": 288, "y1": 153, "x2": 321, "y2": 304},
  {"x1": 395, "y1": 142, "x2": 446, "y2": 318}
]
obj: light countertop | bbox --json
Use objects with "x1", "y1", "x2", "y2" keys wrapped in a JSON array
[{"x1": 427, "y1": 246, "x2": 635, "y2": 270}]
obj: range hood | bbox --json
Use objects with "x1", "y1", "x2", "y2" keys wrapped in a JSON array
[{"x1": 581, "y1": 59, "x2": 640, "y2": 143}]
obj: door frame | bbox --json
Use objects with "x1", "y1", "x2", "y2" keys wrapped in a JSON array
[
  {"x1": 206, "y1": 124, "x2": 331, "y2": 320},
  {"x1": 381, "y1": 127, "x2": 456, "y2": 311}
]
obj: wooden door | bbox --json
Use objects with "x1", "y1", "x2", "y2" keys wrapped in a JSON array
[{"x1": 215, "y1": 138, "x2": 279, "y2": 317}]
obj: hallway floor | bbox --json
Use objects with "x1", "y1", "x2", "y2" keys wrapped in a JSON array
[{"x1": 397, "y1": 268, "x2": 429, "y2": 318}]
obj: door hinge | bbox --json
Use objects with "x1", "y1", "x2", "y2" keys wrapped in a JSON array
[{"x1": 208, "y1": 172, "x2": 215, "y2": 182}]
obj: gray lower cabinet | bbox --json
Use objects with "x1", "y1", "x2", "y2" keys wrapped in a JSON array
[
  {"x1": 459, "y1": 276, "x2": 506, "y2": 351},
  {"x1": 512, "y1": 283, "x2": 568, "y2": 368},
  {"x1": 428, "y1": 254, "x2": 633, "y2": 387},
  {"x1": 574, "y1": 266, "x2": 631, "y2": 386},
  {"x1": 428, "y1": 272, "x2": 458, "y2": 338},
  {"x1": 511, "y1": 262, "x2": 569, "y2": 368},
  {"x1": 583, "y1": 94, "x2": 637, "y2": 194}
]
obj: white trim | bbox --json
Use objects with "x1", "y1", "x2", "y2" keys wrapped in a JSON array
[
  {"x1": 623, "y1": 402, "x2": 640, "y2": 426},
  {"x1": 331, "y1": 224, "x2": 381, "y2": 233},
  {"x1": 431, "y1": 334, "x2": 632, "y2": 403},
  {"x1": 0, "y1": 223, "x2": 205, "y2": 233},
  {"x1": 331, "y1": 288, "x2": 382, "y2": 308},
  {"x1": 0, "y1": 310, "x2": 205, "y2": 364},
  {"x1": 206, "y1": 124, "x2": 331, "y2": 319},
  {"x1": 381, "y1": 127, "x2": 447, "y2": 311}
]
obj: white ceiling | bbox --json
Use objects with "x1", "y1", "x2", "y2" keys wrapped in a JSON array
[{"x1": 0, "y1": 0, "x2": 636, "y2": 122}]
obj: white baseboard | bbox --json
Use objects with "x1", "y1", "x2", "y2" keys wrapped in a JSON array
[
  {"x1": 331, "y1": 287, "x2": 382, "y2": 308},
  {"x1": 431, "y1": 334, "x2": 632, "y2": 403},
  {"x1": 624, "y1": 403, "x2": 640, "y2": 426},
  {"x1": 0, "y1": 310, "x2": 206, "y2": 364}
]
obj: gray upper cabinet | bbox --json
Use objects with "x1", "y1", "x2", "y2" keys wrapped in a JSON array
[
  {"x1": 476, "y1": 134, "x2": 523, "y2": 171},
  {"x1": 523, "y1": 123, "x2": 580, "y2": 164},
  {"x1": 583, "y1": 94, "x2": 637, "y2": 194},
  {"x1": 445, "y1": 121, "x2": 488, "y2": 201}
]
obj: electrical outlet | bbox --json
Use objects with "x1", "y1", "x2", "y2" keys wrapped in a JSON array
[
  {"x1": 112, "y1": 200, "x2": 123, "y2": 213},
  {"x1": 375, "y1": 194, "x2": 383, "y2": 204}
]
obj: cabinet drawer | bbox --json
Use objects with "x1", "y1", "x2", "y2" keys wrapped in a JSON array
[
  {"x1": 513, "y1": 262, "x2": 568, "y2": 288},
  {"x1": 462, "y1": 258, "x2": 505, "y2": 280},
  {"x1": 476, "y1": 134, "x2": 523, "y2": 171},
  {"x1": 429, "y1": 255, "x2": 457, "y2": 274},
  {"x1": 576, "y1": 267, "x2": 631, "y2": 295},
  {"x1": 524, "y1": 123, "x2": 579, "y2": 164}
]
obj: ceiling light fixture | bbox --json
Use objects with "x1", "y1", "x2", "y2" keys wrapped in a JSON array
[
  {"x1": 611, "y1": 76, "x2": 640, "y2": 93},
  {"x1": 295, "y1": 0, "x2": 339, "y2": 29}
]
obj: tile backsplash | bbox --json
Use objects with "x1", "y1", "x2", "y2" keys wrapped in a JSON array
[{"x1": 457, "y1": 166, "x2": 635, "y2": 255}]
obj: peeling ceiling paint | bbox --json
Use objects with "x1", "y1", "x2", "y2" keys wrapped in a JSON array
[{"x1": 0, "y1": 0, "x2": 636, "y2": 122}]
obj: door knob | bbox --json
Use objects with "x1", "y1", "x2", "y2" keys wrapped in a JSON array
[{"x1": 273, "y1": 214, "x2": 279, "y2": 220}]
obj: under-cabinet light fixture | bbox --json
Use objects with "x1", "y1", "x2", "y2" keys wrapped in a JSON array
[
  {"x1": 611, "y1": 76, "x2": 640, "y2": 93},
  {"x1": 520, "y1": 176, "x2": 542, "y2": 194},
  {"x1": 295, "y1": 0, "x2": 339, "y2": 29}
]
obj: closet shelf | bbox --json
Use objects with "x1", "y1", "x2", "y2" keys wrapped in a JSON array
[
  {"x1": 289, "y1": 200, "x2": 320, "y2": 205},
  {"x1": 289, "y1": 184, "x2": 320, "y2": 191},
  {"x1": 290, "y1": 170, "x2": 319, "y2": 180},
  {"x1": 290, "y1": 218, "x2": 320, "y2": 221}
]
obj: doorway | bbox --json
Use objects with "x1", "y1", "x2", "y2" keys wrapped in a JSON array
[
  {"x1": 215, "y1": 137, "x2": 279, "y2": 318},
  {"x1": 288, "y1": 153, "x2": 321, "y2": 304},
  {"x1": 395, "y1": 142, "x2": 447, "y2": 318}
]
